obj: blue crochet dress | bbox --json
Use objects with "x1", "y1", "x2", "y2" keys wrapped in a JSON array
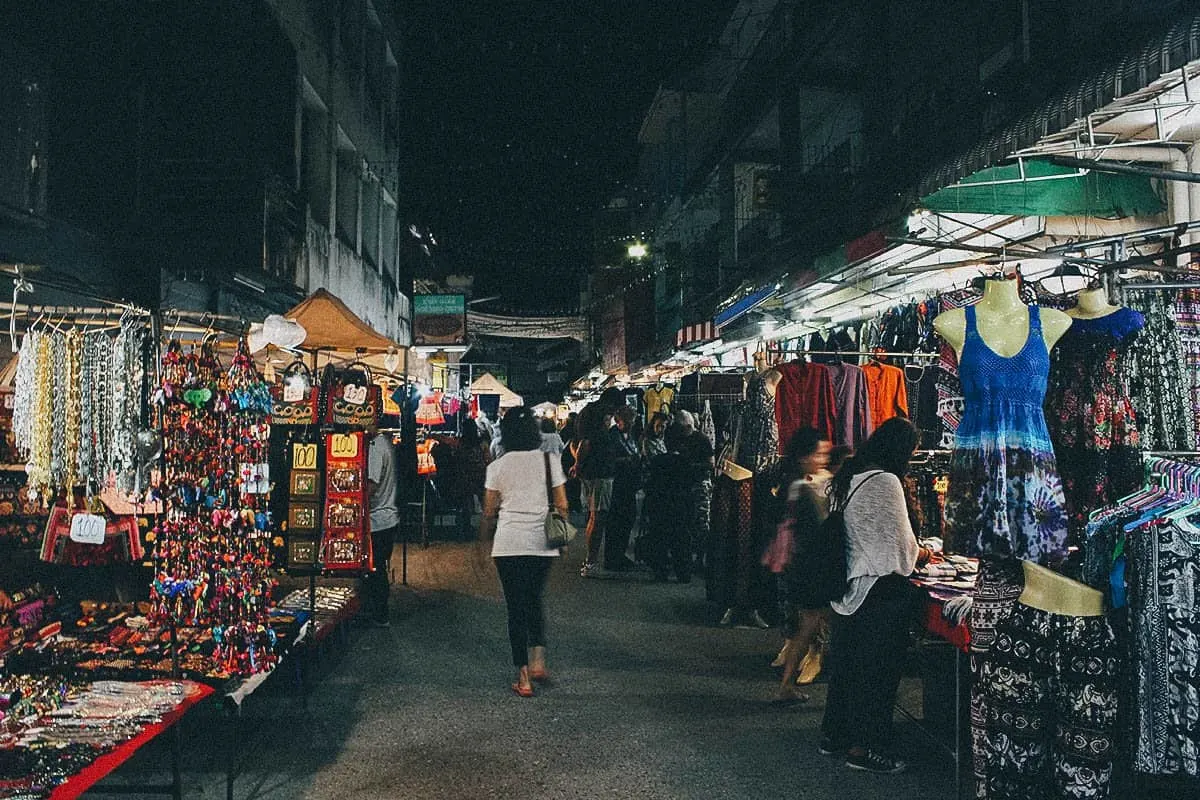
[{"x1": 945, "y1": 304, "x2": 1069, "y2": 563}]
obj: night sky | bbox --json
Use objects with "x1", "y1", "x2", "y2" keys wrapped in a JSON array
[{"x1": 401, "y1": 1, "x2": 737, "y2": 311}]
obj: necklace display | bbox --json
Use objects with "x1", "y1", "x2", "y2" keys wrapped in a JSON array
[
  {"x1": 12, "y1": 324, "x2": 148, "y2": 501},
  {"x1": 152, "y1": 338, "x2": 279, "y2": 676}
]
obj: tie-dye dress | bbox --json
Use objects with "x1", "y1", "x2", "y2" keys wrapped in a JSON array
[{"x1": 945, "y1": 304, "x2": 1068, "y2": 564}]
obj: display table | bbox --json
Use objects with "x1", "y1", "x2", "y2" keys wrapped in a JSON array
[
  {"x1": 904, "y1": 558, "x2": 977, "y2": 800},
  {"x1": 0, "y1": 679, "x2": 213, "y2": 800}
]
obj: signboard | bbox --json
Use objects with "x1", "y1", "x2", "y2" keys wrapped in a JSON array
[{"x1": 412, "y1": 294, "x2": 467, "y2": 346}]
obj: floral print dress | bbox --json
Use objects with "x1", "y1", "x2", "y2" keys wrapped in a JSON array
[
  {"x1": 1045, "y1": 307, "x2": 1144, "y2": 545},
  {"x1": 945, "y1": 305, "x2": 1069, "y2": 564}
]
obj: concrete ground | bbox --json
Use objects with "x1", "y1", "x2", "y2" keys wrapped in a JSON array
[{"x1": 107, "y1": 539, "x2": 962, "y2": 799}]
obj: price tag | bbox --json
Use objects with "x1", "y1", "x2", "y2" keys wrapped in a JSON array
[
  {"x1": 69, "y1": 513, "x2": 107, "y2": 544},
  {"x1": 330, "y1": 434, "x2": 359, "y2": 459},
  {"x1": 293, "y1": 444, "x2": 318, "y2": 470},
  {"x1": 934, "y1": 476, "x2": 949, "y2": 494},
  {"x1": 2, "y1": 394, "x2": 13, "y2": 410},
  {"x1": 282, "y1": 382, "x2": 304, "y2": 403}
]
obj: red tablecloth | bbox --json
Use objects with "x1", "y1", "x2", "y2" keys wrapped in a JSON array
[{"x1": 48, "y1": 681, "x2": 214, "y2": 800}]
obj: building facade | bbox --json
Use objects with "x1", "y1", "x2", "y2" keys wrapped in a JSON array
[{"x1": 2, "y1": 0, "x2": 410, "y2": 342}]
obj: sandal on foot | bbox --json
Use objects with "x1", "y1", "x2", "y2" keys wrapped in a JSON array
[
  {"x1": 511, "y1": 682, "x2": 534, "y2": 697},
  {"x1": 769, "y1": 691, "x2": 810, "y2": 706}
]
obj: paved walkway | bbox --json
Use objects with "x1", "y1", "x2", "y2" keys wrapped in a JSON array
[{"x1": 113, "y1": 541, "x2": 959, "y2": 799}]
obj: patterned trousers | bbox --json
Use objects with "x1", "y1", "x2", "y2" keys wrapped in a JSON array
[
  {"x1": 970, "y1": 559, "x2": 1025, "y2": 799},
  {"x1": 977, "y1": 602, "x2": 1119, "y2": 799}
]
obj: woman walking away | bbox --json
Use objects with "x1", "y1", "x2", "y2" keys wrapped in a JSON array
[
  {"x1": 818, "y1": 417, "x2": 932, "y2": 773},
  {"x1": 771, "y1": 427, "x2": 832, "y2": 704},
  {"x1": 479, "y1": 407, "x2": 568, "y2": 697}
]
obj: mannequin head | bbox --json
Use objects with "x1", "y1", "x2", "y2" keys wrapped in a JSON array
[{"x1": 1074, "y1": 285, "x2": 1116, "y2": 315}]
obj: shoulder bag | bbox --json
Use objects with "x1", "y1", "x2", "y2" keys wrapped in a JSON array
[{"x1": 543, "y1": 453, "x2": 577, "y2": 548}]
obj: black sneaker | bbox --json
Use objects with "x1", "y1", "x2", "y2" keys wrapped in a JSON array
[
  {"x1": 817, "y1": 738, "x2": 845, "y2": 758},
  {"x1": 845, "y1": 749, "x2": 907, "y2": 774}
]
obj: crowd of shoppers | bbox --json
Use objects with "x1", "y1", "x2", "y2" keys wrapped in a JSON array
[{"x1": 464, "y1": 399, "x2": 934, "y2": 774}]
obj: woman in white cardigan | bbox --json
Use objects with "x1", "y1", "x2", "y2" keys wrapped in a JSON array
[{"x1": 818, "y1": 418, "x2": 932, "y2": 775}]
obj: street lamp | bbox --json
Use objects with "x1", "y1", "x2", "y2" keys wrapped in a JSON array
[{"x1": 627, "y1": 242, "x2": 647, "y2": 259}]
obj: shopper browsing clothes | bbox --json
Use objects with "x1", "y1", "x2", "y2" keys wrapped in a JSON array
[
  {"x1": 363, "y1": 423, "x2": 401, "y2": 627},
  {"x1": 478, "y1": 407, "x2": 568, "y2": 697},
  {"x1": 667, "y1": 410, "x2": 715, "y2": 573},
  {"x1": 605, "y1": 405, "x2": 642, "y2": 571},
  {"x1": 573, "y1": 387, "x2": 623, "y2": 577},
  {"x1": 771, "y1": 427, "x2": 832, "y2": 705},
  {"x1": 819, "y1": 417, "x2": 933, "y2": 774}
]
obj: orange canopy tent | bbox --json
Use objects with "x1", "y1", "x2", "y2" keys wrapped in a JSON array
[{"x1": 283, "y1": 288, "x2": 401, "y2": 353}]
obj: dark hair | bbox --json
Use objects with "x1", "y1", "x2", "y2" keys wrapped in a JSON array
[
  {"x1": 828, "y1": 445, "x2": 853, "y2": 474},
  {"x1": 499, "y1": 407, "x2": 542, "y2": 452},
  {"x1": 783, "y1": 427, "x2": 823, "y2": 466},
  {"x1": 461, "y1": 419, "x2": 481, "y2": 446},
  {"x1": 598, "y1": 387, "x2": 623, "y2": 410},
  {"x1": 830, "y1": 417, "x2": 918, "y2": 505},
  {"x1": 539, "y1": 417, "x2": 557, "y2": 434}
]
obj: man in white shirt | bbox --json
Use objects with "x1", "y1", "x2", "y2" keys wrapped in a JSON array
[{"x1": 364, "y1": 425, "x2": 400, "y2": 627}]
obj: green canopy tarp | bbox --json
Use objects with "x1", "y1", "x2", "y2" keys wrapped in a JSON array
[{"x1": 920, "y1": 159, "x2": 1165, "y2": 218}]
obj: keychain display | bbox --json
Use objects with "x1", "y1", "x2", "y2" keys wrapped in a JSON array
[
  {"x1": 320, "y1": 431, "x2": 371, "y2": 572},
  {"x1": 151, "y1": 338, "x2": 279, "y2": 676}
]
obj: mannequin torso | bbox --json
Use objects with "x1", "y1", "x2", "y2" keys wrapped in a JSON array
[
  {"x1": 933, "y1": 278, "x2": 1072, "y2": 359},
  {"x1": 1018, "y1": 559, "x2": 1104, "y2": 616},
  {"x1": 1068, "y1": 286, "x2": 1121, "y2": 320},
  {"x1": 761, "y1": 366, "x2": 782, "y2": 397}
]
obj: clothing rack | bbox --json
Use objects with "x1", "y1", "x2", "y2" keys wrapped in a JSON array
[
  {"x1": 767, "y1": 349, "x2": 941, "y2": 359},
  {"x1": 1121, "y1": 282, "x2": 1200, "y2": 292}
]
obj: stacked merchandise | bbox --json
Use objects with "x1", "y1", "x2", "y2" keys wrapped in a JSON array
[
  {"x1": 151, "y1": 339, "x2": 278, "y2": 676},
  {"x1": 0, "y1": 675, "x2": 209, "y2": 799}
]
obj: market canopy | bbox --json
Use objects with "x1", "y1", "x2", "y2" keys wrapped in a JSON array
[
  {"x1": 284, "y1": 288, "x2": 400, "y2": 353},
  {"x1": 920, "y1": 158, "x2": 1165, "y2": 219},
  {"x1": 469, "y1": 372, "x2": 523, "y2": 408}
]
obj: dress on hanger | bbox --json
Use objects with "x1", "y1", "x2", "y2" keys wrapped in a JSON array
[
  {"x1": 1046, "y1": 307, "x2": 1144, "y2": 543},
  {"x1": 824, "y1": 362, "x2": 872, "y2": 448},
  {"x1": 736, "y1": 375, "x2": 779, "y2": 472},
  {"x1": 944, "y1": 305, "x2": 1069, "y2": 563}
]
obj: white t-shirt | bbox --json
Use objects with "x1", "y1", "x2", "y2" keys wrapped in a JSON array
[
  {"x1": 368, "y1": 433, "x2": 400, "y2": 531},
  {"x1": 485, "y1": 450, "x2": 565, "y2": 558},
  {"x1": 539, "y1": 432, "x2": 565, "y2": 456}
]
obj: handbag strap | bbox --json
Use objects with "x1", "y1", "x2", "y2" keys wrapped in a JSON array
[
  {"x1": 543, "y1": 452, "x2": 554, "y2": 511},
  {"x1": 836, "y1": 469, "x2": 886, "y2": 513}
]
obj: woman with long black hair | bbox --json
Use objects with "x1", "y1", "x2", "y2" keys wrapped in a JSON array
[{"x1": 818, "y1": 417, "x2": 932, "y2": 774}]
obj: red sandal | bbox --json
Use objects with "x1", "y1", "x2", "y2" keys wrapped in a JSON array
[{"x1": 511, "y1": 682, "x2": 534, "y2": 698}]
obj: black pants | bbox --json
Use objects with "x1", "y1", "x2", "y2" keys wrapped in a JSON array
[
  {"x1": 821, "y1": 574, "x2": 915, "y2": 751},
  {"x1": 362, "y1": 525, "x2": 397, "y2": 621},
  {"x1": 494, "y1": 556, "x2": 553, "y2": 667},
  {"x1": 605, "y1": 475, "x2": 638, "y2": 568},
  {"x1": 644, "y1": 487, "x2": 692, "y2": 581}
]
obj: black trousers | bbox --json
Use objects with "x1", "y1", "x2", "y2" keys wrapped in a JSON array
[
  {"x1": 643, "y1": 487, "x2": 692, "y2": 581},
  {"x1": 605, "y1": 475, "x2": 639, "y2": 568},
  {"x1": 362, "y1": 526, "x2": 397, "y2": 621},
  {"x1": 494, "y1": 556, "x2": 553, "y2": 667},
  {"x1": 821, "y1": 574, "x2": 915, "y2": 751}
]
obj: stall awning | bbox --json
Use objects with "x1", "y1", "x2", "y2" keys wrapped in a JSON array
[
  {"x1": 713, "y1": 283, "x2": 778, "y2": 330},
  {"x1": 468, "y1": 372, "x2": 523, "y2": 408},
  {"x1": 284, "y1": 288, "x2": 400, "y2": 353},
  {"x1": 676, "y1": 321, "x2": 717, "y2": 349},
  {"x1": 921, "y1": 159, "x2": 1165, "y2": 218}
]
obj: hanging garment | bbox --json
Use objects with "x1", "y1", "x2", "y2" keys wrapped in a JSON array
[
  {"x1": 736, "y1": 375, "x2": 780, "y2": 472},
  {"x1": 945, "y1": 305, "x2": 1069, "y2": 564},
  {"x1": 1126, "y1": 295, "x2": 1195, "y2": 450},
  {"x1": 1172, "y1": 287, "x2": 1200, "y2": 437},
  {"x1": 644, "y1": 385, "x2": 675, "y2": 420},
  {"x1": 1046, "y1": 308, "x2": 1144, "y2": 545},
  {"x1": 698, "y1": 400, "x2": 716, "y2": 449},
  {"x1": 824, "y1": 362, "x2": 872, "y2": 449},
  {"x1": 1129, "y1": 521, "x2": 1200, "y2": 777},
  {"x1": 978, "y1": 602, "x2": 1120, "y2": 799},
  {"x1": 861, "y1": 361, "x2": 909, "y2": 428},
  {"x1": 774, "y1": 361, "x2": 837, "y2": 447}
]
